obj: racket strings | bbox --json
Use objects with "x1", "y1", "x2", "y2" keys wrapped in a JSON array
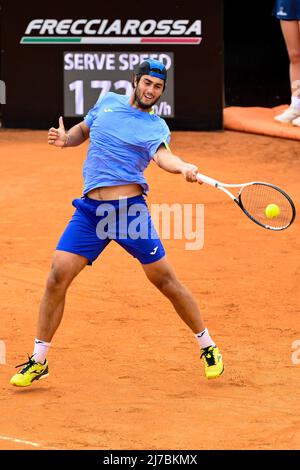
[{"x1": 239, "y1": 184, "x2": 294, "y2": 229}]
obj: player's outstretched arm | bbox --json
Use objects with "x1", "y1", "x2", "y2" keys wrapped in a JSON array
[
  {"x1": 48, "y1": 116, "x2": 90, "y2": 148},
  {"x1": 153, "y1": 144, "x2": 201, "y2": 183}
]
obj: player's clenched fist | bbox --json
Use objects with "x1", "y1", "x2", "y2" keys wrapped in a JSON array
[
  {"x1": 48, "y1": 116, "x2": 68, "y2": 147},
  {"x1": 181, "y1": 163, "x2": 202, "y2": 183}
]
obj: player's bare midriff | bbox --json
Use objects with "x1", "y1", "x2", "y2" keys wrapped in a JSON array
[{"x1": 87, "y1": 183, "x2": 143, "y2": 200}]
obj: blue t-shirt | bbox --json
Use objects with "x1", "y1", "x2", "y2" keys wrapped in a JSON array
[{"x1": 83, "y1": 92, "x2": 170, "y2": 195}]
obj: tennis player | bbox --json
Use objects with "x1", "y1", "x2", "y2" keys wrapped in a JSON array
[{"x1": 10, "y1": 59, "x2": 224, "y2": 387}]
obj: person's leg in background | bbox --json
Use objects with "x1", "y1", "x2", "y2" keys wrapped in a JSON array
[{"x1": 275, "y1": 20, "x2": 300, "y2": 124}]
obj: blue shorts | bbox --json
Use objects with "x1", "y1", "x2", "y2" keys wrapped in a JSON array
[
  {"x1": 56, "y1": 195, "x2": 165, "y2": 265},
  {"x1": 273, "y1": 0, "x2": 300, "y2": 20}
]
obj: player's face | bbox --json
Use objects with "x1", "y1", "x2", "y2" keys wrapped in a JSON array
[{"x1": 133, "y1": 75, "x2": 164, "y2": 110}]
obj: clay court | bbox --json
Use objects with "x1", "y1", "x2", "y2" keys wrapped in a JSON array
[{"x1": 0, "y1": 129, "x2": 299, "y2": 449}]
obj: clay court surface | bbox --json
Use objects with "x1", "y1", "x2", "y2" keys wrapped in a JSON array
[{"x1": 0, "y1": 129, "x2": 299, "y2": 450}]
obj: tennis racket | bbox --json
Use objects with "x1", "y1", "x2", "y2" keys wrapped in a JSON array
[{"x1": 196, "y1": 173, "x2": 296, "y2": 231}]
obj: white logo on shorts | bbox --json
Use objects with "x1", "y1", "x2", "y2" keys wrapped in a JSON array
[
  {"x1": 277, "y1": 7, "x2": 287, "y2": 16},
  {"x1": 150, "y1": 246, "x2": 158, "y2": 255}
]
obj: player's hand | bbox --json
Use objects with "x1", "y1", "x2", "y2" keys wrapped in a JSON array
[
  {"x1": 181, "y1": 163, "x2": 201, "y2": 183},
  {"x1": 48, "y1": 116, "x2": 68, "y2": 147}
]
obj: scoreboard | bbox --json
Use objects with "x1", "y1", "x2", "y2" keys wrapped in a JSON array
[
  {"x1": 64, "y1": 52, "x2": 174, "y2": 118},
  {"x1": 0, "y1": 1, "x2": 223, "y2": 130}
]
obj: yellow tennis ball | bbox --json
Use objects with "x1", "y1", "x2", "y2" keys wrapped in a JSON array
[{"x1": 265, "y1": 203, "x2": 280, "y2": 219}]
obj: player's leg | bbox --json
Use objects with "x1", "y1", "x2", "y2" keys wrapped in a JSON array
[
  {"x1": 142, "y1": 256, "x2": 224, "y2": 379},
  {"x1": 142, "y1": 256, "x2": 204, "y2": 333},
  {"x1": 10, "y1": 251, "x2": 88, "y2": 387},
  {"x1": 275, "y1": 20, "x2": 300, "y2": 123},
  {"x1": 118, "y1": 200, "x2": 206, "y2": 333},
  {"x1": 10, "y1": 196, "x2": 110, "y2": 387},
  {"x1": 36, "y1": 196, "x2": 110, "y2": 344},
  {"x1": 36, "y1": 250, "x2": 88, "y2": 342},
  {"x1": 115, "y1": 196, "x2": 223, "y2": 378}
]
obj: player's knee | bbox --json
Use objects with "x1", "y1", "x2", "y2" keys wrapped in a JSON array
[
  {"x1": 153, "y1": 274, "x2": 180, "y2": 295},
  {"x1": 46, "y1": 264, "x2": 71, "y2": 292},
  {"x1": 289, "y1": 50, "x2": 300, "y2": 65}
]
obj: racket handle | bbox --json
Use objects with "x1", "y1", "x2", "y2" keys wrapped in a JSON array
[{"x1": 196, "y1": 173, "x2": 219, "y2": 187}]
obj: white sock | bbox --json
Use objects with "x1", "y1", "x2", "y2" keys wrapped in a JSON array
[
  {"x1": 195, "y1": 328, "x2": 216, "y2": 349},
  {"x1": 33, "y1": 338, "x2": 51, "y2": 363},
  {"x1": 291, "y1": 95, "x2": 300, "y2": 110}
]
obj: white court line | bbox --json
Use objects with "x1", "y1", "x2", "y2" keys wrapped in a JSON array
[
  {"x1": 0, "y1": 435, "x2": 59, "y2": 449},
  {"x1": 0, "y1": 341, "x2": 6, "y2": 364},
  {"x1": 0, "y1": 435, "x2": 40, "y2": 447}
]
